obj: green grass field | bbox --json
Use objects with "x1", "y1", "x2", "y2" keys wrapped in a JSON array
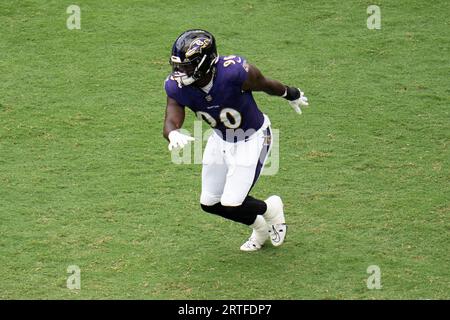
[{"x1": 0, "y1": 0, "x2": 449, "y2": 299}]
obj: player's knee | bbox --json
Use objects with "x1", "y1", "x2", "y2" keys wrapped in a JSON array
[
  {"x1": 200, "y1": 193, "x2": 221, "y2": 207},
  {"x1": 220, "y1": 196, "x2": 244, "y2": 207},
  {"x1": 200, "y1": 202, "x2": 239, "y2": 217},
  {"x1": 200, "y1": 193, "x2": 222, "y2": 214}
]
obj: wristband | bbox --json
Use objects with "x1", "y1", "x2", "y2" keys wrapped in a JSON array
[{"x1": 283, "y1": 86, "x2": 301, "y2": 101}]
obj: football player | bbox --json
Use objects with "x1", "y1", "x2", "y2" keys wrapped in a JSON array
[{"x1": 163, "y1": 29, "x2": 309, "y2": 251}]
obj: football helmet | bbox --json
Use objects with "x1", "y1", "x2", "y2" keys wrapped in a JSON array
[{"x1": 169, "y1": 29, "x2": 218, "y2": 86}]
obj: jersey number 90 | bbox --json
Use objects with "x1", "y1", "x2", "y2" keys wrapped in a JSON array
[{"x1": 197, "y1": 108, "x2": 242, "y2": 129}]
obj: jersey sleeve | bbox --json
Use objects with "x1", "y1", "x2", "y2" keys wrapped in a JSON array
[{"x1": 164, "y1": 76, "x2": 185, "y2": 107}]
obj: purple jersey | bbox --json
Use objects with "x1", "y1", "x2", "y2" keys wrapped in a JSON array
[{"x1": 165, "y1": 55, "x2": 265, "y2": 141}]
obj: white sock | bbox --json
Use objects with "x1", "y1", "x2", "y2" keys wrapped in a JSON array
[
  {"x1": 249, "y1": 215, "x2": 269, "y2": 244},
  {"x1": 263, "y1": 197, "x2": 285, "y2": 225},
  {"x1": 263, "y1": 200, "x2": 278, "y2": 224}
]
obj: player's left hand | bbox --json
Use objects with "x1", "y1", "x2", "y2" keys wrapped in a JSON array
[{"x1": 288, "y1": 89, "x2": 309, "y2": 114}]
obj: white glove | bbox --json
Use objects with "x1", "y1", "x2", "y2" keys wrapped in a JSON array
[
  {"x1": 168, "y1": 130, "x2": 195, "y2": 151},
  {"x1": 288, "y1": 89, "x2": 309, "y2": 114}
]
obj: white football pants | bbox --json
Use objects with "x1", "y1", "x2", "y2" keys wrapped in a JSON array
[{"x1": 200, "y1": 114, "x2": 272, "y2": 207}]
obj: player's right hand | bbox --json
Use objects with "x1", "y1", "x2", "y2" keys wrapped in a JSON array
[{"x1": 168, "y1": 130, "x2": 195, "y2": 151}]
